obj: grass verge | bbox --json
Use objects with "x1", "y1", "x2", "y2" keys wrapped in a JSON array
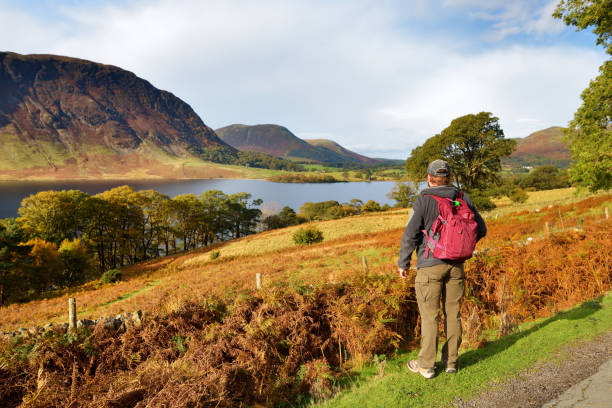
[{"x1": 313, "y1": 292, "x2": 612, "y2": 408}]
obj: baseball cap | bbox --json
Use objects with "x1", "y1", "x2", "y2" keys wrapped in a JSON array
[{"x1": 427, "y1": 159, "x2": 450, "y2": 176}]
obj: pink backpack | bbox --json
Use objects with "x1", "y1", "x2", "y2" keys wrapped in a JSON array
[{"x1": 422, "y1": 192, "x2": 478, "y2": 262}]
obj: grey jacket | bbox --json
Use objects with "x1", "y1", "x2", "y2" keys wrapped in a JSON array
[{"x1": 398, "y1": 186, "x2": 487, "y2": 269}]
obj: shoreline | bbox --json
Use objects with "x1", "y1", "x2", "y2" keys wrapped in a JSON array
[{"x1": 0, "y1": 176, "x2": 397, "y2": 184}]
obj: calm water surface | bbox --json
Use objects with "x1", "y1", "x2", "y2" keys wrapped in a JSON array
[{"x1": 0, "y1": 179, "x2": 401, "y2": 219}]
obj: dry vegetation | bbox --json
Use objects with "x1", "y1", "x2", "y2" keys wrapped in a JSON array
[{"x1": 0, "y1": 189, "x2": 610, "y2": 407}]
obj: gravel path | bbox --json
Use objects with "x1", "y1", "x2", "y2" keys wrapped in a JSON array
[{"x1": 454, "y1": 332, "x2": 612, "y2": 408}]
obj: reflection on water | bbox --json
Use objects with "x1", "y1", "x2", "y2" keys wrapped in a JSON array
[{"x1": 0, "y1": 179, "x2": 405, "y2": 219}]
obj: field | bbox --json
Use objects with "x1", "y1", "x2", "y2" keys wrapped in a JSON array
[
  {"x1": 0, "y1": 188, "x2": 606, "y2": 332},
  {"x1": 0, "y1": 188, "x2": 611, "y2": 407}
]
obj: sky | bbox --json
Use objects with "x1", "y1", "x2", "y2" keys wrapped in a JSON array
[{"x1": 0, "y1": 0, "x2": 607, "y2": 159}]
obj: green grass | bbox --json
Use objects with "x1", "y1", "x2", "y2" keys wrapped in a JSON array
[{"x1": 312, "y1": 292, "x2": 612, "y2": 408}]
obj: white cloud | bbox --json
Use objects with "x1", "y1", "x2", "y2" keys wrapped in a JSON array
[
  {"x1": 373, "y1": 45, "x2": 602, "y2": 143},
  {"x1": 0, "y1": 0, "x2": 606, "y2": 159},
  {"x1": 445, "y1": 0, "x2": 566, "y2": 40}
]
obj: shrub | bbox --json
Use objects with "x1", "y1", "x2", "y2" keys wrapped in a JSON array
[
  {"x1": 469, "y1": 193, "x2": 496, "y2": 211},
  {"x1": 362, "y1": 200, "x2": 382, "y2": 212},
  {"x1": 101, "y1": 269, "x2": 122, "y2": 284},
  {"x1": 210, "y1": 250, "x2": 220, "y2": 260},
  {"x1": 299, "y1": 201, "x2": 344, "y2": 221},
  {"x1": 509, "y1": 187, "x2": 529, "y2": 203},
  {"x1": 292, "y1": 226, "x2": 324, "y2": 245}
]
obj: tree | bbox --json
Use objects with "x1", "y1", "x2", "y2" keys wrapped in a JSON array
[
  {"x1": 362, "y1": 200, "x2": 382, "y2": 212},
  {"x1": 263, "y1": 206, "x2": 299, "y2": 230},
  {"x1": 58, "y1": 238, "x2": 90, "y2": 286},
  {"x1": 23, "y1": 238, "x2": 62, "y2": 292},
  {"x1": 518, "y1": 166, "x2": 571, "y2": 190},
  {"x1": 554, "y1": 0, "x2": 612, "y2": 54},
  {"x1": 387, "y1": 181, "x2": 418, "y2": 207},
  {"x1": 95, "y1": 186, "x2": 144, "y2": 267},
  {"x1": 564, "y1": 61, "x2": 612, "y2": 191},
  {"x1": 299, "y1": 201, "x2": 344, "y2": 221},
  {"x1": 348, "y1": 199, "x2": 363, "y2": 212},
  {"x1": 225, "y1": 193, "x2": 262, "y2": 239},
  {"x1": 199, "y1": 190, "x2": 232, "y2": 244},
  {"x1": 554, "y1": 1, "x2": 612, "y2": 191},
  {"x1": 405, "y1": 112, "x2": 516, "y2": 190},
  {"x1": 18, "y1": 190, "x2": 90, "y2": 245},
  {"x1": 0, "y1": 219, "x2": 33, "y2": 305},
  {"x1": 171, "y1": 194, "x2": 204, "y2": 251}
]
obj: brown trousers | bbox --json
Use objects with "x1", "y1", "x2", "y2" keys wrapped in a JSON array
[{"x1": 414, "y1": 262, "x2": 465, "y2": 369}]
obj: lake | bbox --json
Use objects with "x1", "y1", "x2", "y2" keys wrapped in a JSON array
[{"x1": 0, "y1": 179, "x2": 404, "y2": 219}]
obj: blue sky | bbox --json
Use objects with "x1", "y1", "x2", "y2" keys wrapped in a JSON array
[{"x1": 1, "y1": 0, "x2": 607, "y2": 158}]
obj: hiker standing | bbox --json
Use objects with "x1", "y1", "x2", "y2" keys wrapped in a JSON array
[{"x1": 398, "y1": 159, "x2": 487, "y2": 378}]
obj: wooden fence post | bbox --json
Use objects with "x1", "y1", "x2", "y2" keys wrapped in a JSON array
[
  {"x1": 605, "y1": 207, "x2": 609, "y2": 220},
  {"x1": 544, "y1": 221, "x2": 550, "y2": 237},
  {"x1": 362, "y1": 256, "x2": 369, "y2": 275},
  {"x1": 68, "y1": 298, "x2": 77, "y2": 330},
  {"x1": 256, "y1": 273, "x2": 262, "y2": 290}
]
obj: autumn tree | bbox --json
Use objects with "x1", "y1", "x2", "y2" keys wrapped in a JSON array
[
  {"x1": 95, "y1": 186, "x2": 144, "y2": 267},
  {"x1": 58, "y1": 238, "x2": 90, "y2": 286},
  {"x1": 18, "y1": 190, "x2": 90, "y2": 245},
  {"x1": 405, "y1": 112, "x2": 516, "y2": 190},
  {"x1": 24, "y1": 238, "x2": 62, "y2": 293},
  {"x1": 362, "y1": 200, "x2": 382, "y2": 212},
  {"x1": 554, "y1": 0, "x2": 612, "y2": 191}
]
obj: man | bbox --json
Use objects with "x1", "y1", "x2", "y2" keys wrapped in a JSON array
[{"x1": 398, "y1": 159, "x2": 486, "y2": 378}]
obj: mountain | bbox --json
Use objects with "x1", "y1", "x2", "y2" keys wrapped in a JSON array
[
  {"x1": 304, "y1": 139, "x2": 379, "y2": 164},
  {"x1": 0, "y1": 52, "x2": 239, "y2": 179},
  {"x1": 507, "y1": 126, "x2": 571, "y2": 169},
  {"x1": 215, "y1": 124, "x2": 378, "y2": 164}
]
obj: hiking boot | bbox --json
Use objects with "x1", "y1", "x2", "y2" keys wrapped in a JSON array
[
  {"x1": 407, "y1": 360, "x2": 435, "y2": 379},
  {"x1": 441, "y1": 359, "x2": 457, "y2": 373}
]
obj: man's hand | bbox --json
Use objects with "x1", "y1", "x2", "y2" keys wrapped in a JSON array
[{"x1": 398, "y1": 267, "x2": 409, "y2": 279}]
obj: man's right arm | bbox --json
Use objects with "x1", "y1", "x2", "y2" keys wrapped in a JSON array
[{"x1": 398, "y1": 196, "x2": 424, "y2": 269}]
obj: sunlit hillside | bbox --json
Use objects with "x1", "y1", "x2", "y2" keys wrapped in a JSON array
[{"x1": 0, "y1": 187, "x2": 607, "y2": 332}]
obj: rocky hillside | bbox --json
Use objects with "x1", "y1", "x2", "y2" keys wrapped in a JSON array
[
  {"x1": 216, "y1": 124, "x2": 377, "y2": 164},
  {"x1": 507, "y1": 126, "x2": 571, "y2": 169},
  {"x1": 0, "y1": 52, "x2": 238, "y2": 179}
]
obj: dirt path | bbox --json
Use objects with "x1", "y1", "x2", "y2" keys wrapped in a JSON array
[{"x1": 455, "y1": 332, "x2": 612, "y2": 408}]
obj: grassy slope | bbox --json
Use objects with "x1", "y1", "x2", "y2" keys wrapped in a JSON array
[
  {"x1": 314, "y1": 294, "x2": 612, "y2": 408},
  {"x1": 0, "y1": 140, "x2": 281, "y2": 181},
  {"x1": 0, "y1": 188, "x2": 607, "y2": 332}
]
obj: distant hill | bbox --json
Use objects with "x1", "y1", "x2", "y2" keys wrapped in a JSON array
[
  {"x1": 0, "y1": 52, "x2": 240, "y2": 179},
  {"x1": 506, "y1": 126, "x2": 571, "y2": 169},
  {"x1": 216, "y1": 124, "x2": 378, "y2": 164},
  {"x1": 304, "y1": 139, "x2": 379, "y2": 164}
]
